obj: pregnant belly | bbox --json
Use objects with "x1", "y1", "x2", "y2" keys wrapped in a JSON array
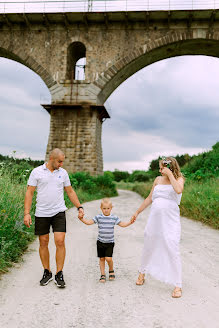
[{"x1": 152, "y1": 197, "x2": 179, "y2": 211}]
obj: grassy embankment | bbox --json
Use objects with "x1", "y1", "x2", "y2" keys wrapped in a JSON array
[
  {"x1": 115, "y1": 142, "x2": 219, "y2": 230},
  {"x1": 117, "y1": 179, "x2": 219, "y2": 229},
  {"x1": 0, "y1": 159, "x2": 117, "y2": 274}
]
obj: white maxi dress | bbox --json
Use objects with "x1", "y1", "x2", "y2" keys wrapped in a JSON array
[{"x1": 139, "y1": 184, "x2": 182, "y2": 287}]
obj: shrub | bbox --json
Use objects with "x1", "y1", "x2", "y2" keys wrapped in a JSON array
[
  {"x1": 112, "y1": 170, "x2": 130, "y2": 182},
  {"x1": 182, "y1": 141, "x2": 219, "y2": 180},
  {"x1": 128, "y1": 170, "x2": 155, "y2": 182}
]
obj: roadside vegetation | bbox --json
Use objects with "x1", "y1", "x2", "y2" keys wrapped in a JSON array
[
  {"x1": 0, "y1": 156, "x2": 117, "y2": 273},
  {"x1": 0, "y1": 142, "x2": 218, "y2": 273},
  {"x1": 115, "y1": 142, "x2": 219, "y2": 229}
]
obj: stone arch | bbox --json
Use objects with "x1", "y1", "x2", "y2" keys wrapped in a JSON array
[
  {"x1": 0, "y1": 44, "x2": 57, "y2": 90},
  {"x1": 66, "y1": 41, "x2": 86, "y2": 80},
  {"x1": 95, "y1": 30, "x2": 219, "y2": 104}
]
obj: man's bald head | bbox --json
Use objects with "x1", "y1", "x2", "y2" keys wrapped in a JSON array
[
  {"x1": 49, "y1": 148, "x2": 65, "y2": 160},
  {"x1": 48, "y1": 149, "x2": 65, "y2": 171}
]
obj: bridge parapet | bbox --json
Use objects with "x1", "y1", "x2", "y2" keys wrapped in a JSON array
[{"x1": 0, "y1": 0, "x2": 219, "y2": 14}]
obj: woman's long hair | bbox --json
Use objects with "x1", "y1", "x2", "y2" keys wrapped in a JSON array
[{"x1": 159, "y1": 157, "x2": 184, "y2": 180}]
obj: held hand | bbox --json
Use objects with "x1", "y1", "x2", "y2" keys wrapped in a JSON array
[
  {"x1": 131, "y1": 213, "x2": 138, "y2": 223},
  {"x1": 78, "y1": 212, "x2": 84, "y2": 220},
  {"x1": 78, "y1": 208, "x2": 84, "y2": 217},
  {"x1": 24, "y1": 214, "x2": 32, "y2": 228}
]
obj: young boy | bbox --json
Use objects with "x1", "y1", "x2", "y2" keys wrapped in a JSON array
[{"x1": 78, "y1": 198, "x2": 135, "y2": 283}]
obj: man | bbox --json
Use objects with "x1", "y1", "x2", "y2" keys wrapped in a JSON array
[{"x1": 24, "y1": 148, "x2": 84, "y2": 288}]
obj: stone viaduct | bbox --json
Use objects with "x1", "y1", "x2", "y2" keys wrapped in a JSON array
[{"x1": 0, "y1": 9, "x2": 219, "y2": 174}]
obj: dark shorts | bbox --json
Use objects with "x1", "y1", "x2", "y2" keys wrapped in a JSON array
[
  {"x1": 97, "y1": 240, "x2": 115, "y2": 258},
  {"x1": 35, "y1": 212, "x2": 66, "y2": 236}
]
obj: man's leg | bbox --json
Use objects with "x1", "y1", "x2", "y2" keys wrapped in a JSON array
[
  {"x1": 54, "y1": 232, "x2": 66, "y2": 273},
  {"x1": 39, "y1": 234, "x2": 50, "y2": 271}
]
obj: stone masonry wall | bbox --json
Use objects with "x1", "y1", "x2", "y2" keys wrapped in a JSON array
[{"x1": 45, "y1": 106, "x2": 103, "y2": 175}]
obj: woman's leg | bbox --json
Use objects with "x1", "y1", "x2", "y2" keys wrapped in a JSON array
[{"x1": 136, "y1": 272, "x2": 145, "y2": 285}]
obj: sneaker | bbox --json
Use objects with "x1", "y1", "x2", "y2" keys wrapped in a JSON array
[
  {"x1": 54, "y1": 271, "x2": 66, "y2": 288},
  {"x1": 40, "y1": 269, "x2": 53, "y2": 286}
]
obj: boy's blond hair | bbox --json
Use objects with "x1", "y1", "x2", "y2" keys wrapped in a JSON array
[{"x1": 101, "y1": 198, "x2": 112, "y2": 207}]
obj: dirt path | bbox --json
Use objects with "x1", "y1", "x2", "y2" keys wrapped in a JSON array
[{"x1": 0, "y1": 190, "x2": 219, "y2": 328}]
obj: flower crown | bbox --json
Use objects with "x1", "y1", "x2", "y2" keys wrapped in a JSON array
[{"x1": 162, "y1": 157, "x2": 172, "y2": 169}]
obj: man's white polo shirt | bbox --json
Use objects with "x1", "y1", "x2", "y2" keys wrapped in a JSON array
[{"x1": 27, "y1": 163, "x2": 71, "y2": 217}]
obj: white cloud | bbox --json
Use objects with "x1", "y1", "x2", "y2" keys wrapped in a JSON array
[{"x1": 103, "y1": 130, "x2": 205, "y2": 171}]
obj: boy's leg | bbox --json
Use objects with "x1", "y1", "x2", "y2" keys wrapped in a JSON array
[
  {"x1": 99, "y1": 257, "x2": 105, "y2": 275},
  {"x1": 105, "y1": 257, "x2": 113, "y2": 271}
]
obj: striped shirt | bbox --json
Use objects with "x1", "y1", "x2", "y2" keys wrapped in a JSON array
[{"x1": 93, "y1": 214, "x2": 121, "y2": 243}]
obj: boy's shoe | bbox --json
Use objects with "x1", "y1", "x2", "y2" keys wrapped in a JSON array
[
  {"x1": 40, "y1": 269, "x2": 53, "y2": 286},
  {"x1": 54, "y1": 271, "x2": 66, "y2": 288},
  {"x1": 109, "y1": 270, "x2": 115, "y2": 281},
  {"x1": 99, "y1": 274, "x2": 106, "y2": 283}
]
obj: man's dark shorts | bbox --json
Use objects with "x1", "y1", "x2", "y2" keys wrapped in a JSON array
[
  {"x1": 97, "y1": 240, "x2": 114, "y2": 258},
  {"x1": 35, "y1": 212, "x2": 66, "y2": 235}
]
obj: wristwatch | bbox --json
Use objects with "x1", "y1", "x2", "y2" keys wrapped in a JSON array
[{"x1": 77, "y1": 206, "x2": 84, "y2": 211}]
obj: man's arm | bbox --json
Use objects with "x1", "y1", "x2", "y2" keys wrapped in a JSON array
[
  {"x1": 24, "y1": 185, "x2": 36, "y2": 228},
  {"x1": 64, "y1": 185, "x2": 84, "y2": 215}
]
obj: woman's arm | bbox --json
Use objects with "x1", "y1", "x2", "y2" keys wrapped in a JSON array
[
  {"x1": 161, "y1": 168, "x2": 184, "y2": 194},
  {"x1": 131, "y1": 177, "x2": 159, "y2": 221}
]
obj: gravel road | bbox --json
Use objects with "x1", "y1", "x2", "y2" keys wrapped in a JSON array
[{"x1": 0, "y1": 190, "x2": 219, "y2": 328}]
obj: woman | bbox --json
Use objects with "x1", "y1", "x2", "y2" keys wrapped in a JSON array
[{"x1": 132, "y1": 157, "x2": 184, "y2": 298}]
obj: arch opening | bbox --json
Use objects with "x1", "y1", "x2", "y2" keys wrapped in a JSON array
[
  {"x1": 0, "y1": 57, "x2": 51, "y2": 159},
  {"x1": 0, "y1": 46, "x2": 56, "y2": 90},
  {"x1": 66, "y1": 42, "x2": 86, "y2": 81},
  {"x1": 98, "y1": 38, "x2": 219, "y2": 104},
  {"x1": 103, "y1": 53, "x2": 219, "y2": 172}
]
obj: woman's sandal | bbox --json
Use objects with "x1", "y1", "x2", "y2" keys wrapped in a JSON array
[
  {"x1": 109, "y1": 270, "x2": 115, "y2": 281},
  {"x1": 172, "y1": 288, "x2": 182, "y2": 298},
  {"x1": 99, "y1": 275, "x2": 106, "y2": 283},
  {"x1": 136, "y1": 274, "x2": 145, "y2": 286}
]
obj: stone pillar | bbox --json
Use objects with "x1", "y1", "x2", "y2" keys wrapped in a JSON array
[{"x1": 42, "y1": 104, "x2": 110, "y2": 175}]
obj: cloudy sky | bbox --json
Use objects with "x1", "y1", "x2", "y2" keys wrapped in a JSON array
[{"x1": 0, "y1": 55, "x2": 218, "y2": 172}]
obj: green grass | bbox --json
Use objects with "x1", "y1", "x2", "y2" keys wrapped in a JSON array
[
  {"x1": 117, "y1": 179, "x2": 219, "y2": 230},
  {"x1": 180, "y1": 178, "x2": 219, "y2": 229},
  {"x1": 0, "y1": 174, "x2": 36, "y2": 273},
  {"x1": 0, "y1": 169, "x2": 117, "y2": 274}
]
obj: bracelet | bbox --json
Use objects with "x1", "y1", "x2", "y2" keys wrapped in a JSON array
[
  {"x1": 77, "y1": 206, "x2": 84, "y2": 211},
  {"x1": 24, "y1": 213, "x2": 30, "y2": 216}
]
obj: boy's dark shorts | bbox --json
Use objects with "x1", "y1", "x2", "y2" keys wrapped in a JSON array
[
  {"x1": 35, "y1": 211, "x2": 66, "y2": 235},
  {"x1": 97, "y1": 240, "x2": 114, "y2": 258}
]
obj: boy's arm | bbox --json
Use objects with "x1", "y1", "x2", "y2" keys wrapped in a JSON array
[
  {"x1": 118, "y1": 219, "x2": 134, "y2": 228},
  {"x1": 78, "y1": 216, "x2": 95, "y2": 225}
]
